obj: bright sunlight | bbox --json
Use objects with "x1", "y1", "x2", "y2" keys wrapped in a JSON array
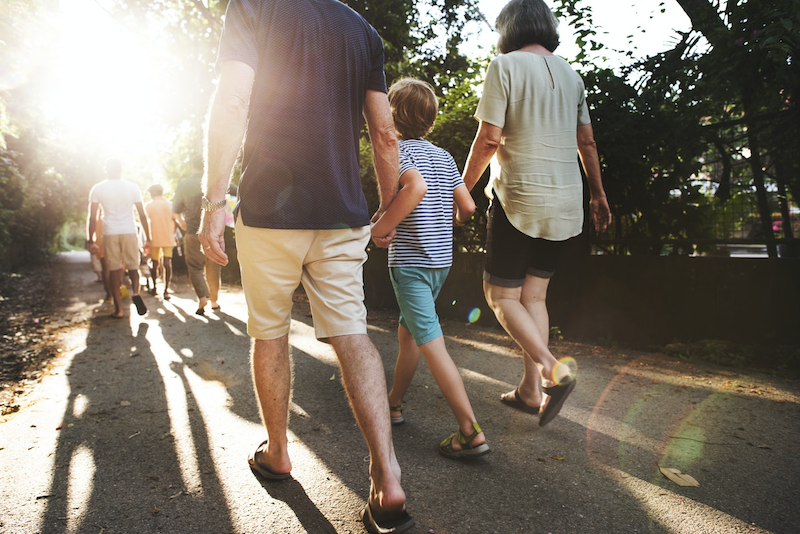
[{"x1": 38, "y1": 0, "x2": 170, "y2": 167}]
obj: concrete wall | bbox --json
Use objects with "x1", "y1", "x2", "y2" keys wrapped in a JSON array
[{"x1": 363, "y1": 248, "x2": 800, "y2": 345}]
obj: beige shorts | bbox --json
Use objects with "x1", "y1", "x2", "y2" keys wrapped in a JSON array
[
  {"x1": 150, "y1": 246, "x2": 173, "y2": 260},
  {"x1": 235, "y1": 218, "x2": 369, "y2": 340},
  {"x1": 103, "y1": 234, "x2": 140, "y2": 271}
]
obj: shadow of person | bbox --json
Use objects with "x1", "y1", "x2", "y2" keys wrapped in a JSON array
[
  {"x1": 256, "y1": 478, "x2": 338, "y2": 533},
  {"x1": 40, "y1": 317, "x2": 235, "y2": 533},
  {"x1": 157, "y1": 304, "x2": 260, "y2": 425}
]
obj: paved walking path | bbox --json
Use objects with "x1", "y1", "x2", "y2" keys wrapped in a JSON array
[{"x1": 0, "y1": 251, "x2": 798, "y2": 533}]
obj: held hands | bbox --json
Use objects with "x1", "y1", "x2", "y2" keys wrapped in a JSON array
[
  {"x1": 371, "y1": 228, "x2": 395, "y2": 249},
  {"x1": 590, "y1": 196, "x2": 612, "y2": 234},
  {"x1": 370, "y1": 208, "x2": 395, "y2": 248},
  {"x1": 198, "y1": 209, "x2": 228, "y2": 266}
]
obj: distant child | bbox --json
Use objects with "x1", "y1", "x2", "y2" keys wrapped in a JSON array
[{"x1": 371, "y1": 78, "x2": 486, "y2": 460}]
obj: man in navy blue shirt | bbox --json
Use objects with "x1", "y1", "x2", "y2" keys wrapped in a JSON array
[{"x1": 198, "y1": 1, "x2": 411, "y2": 532}]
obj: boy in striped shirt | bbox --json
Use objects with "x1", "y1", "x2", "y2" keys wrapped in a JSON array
[{"x1": 371, "y1": 78, "x2": 488, "y2": 459}]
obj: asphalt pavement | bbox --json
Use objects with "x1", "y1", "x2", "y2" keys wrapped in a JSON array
[{"x1": 0, "y1": 251, "x2": 798, "y2": 534}]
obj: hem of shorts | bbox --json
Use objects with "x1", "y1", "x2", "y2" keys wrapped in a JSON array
[
  {"x1": 526, "y1": 267, "x2": 555, "y2": 279},
  {"x1": 482, "y1": 271, "x2": 525, "y2": 288},
  {"x1": 415, "y1": 328, "x2": 444, "y2": 347},
  {"x1": 315, "y1": 325, "x2": 368, "y2": 341}
]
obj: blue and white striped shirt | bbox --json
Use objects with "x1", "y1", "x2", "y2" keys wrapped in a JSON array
[{"x1": 388, "y1": 139, "x2": 464, "y2": 268}]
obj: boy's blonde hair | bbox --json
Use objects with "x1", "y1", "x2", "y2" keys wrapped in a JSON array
[{"x1": 388, "y1": 78, "x2": 438, "y2": 140}]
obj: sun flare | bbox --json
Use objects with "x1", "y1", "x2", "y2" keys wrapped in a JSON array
[{"x1": 40, "y1": 0, "x2": 168, "y2": 161}]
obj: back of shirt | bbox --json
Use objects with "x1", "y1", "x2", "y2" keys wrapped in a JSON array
[
  {"x1": 90, "y1": 179, "x2": 142, "y2": 236},
  {"x1": 389, "y1": 139, "x2": 464, "y2": 269},
  {"x1": 216, "y1": 0, "x2": 387, "y2": 230},
  {"x1": 145, "y1": 198, "x2": 176, "y2": 248}
]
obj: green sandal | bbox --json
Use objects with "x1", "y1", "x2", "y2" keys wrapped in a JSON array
[
  {"x1": 390, "y1": 402, "x2": 405, "y2": 425},
  {"x1": 439, "y1": 421, "x2": 490, "y2": 460}
]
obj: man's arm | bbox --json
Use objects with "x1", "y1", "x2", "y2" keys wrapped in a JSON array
[
  {"x1": 363, "y1": 89, "x2": 399, "y2": 216},
  {"x1": 462, "y1": 120, "x2": 502, "y2": 192},
  {"x1": 135, "y1": 202, "x2": 151, "y2": 243},
  {"x1": 86, "y1": 201, "x2": 100, "y2": 252},
  {"x1": 199, "y1": 60, "x2": 255, "y2": 265},
  {"x1": 577, "y1": 123, "x2": 611, "y2": 234}
]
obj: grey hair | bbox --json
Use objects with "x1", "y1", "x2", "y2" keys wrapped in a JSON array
[{"x1": 495, "y1": 0, "x2": 560, "y2": 54}]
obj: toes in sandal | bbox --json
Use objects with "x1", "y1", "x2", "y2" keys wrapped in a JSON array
[
  {"x1": 439, "y1": 421, "x2": 490, "y2": 460},
  {"x1": 390, "y1": 403, "x2": 405, "y2": 425}
]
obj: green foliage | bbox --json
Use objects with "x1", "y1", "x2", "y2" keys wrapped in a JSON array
[
  {"x1": 553, "y1": 0, "x2": 800, "y2": 254},
  {"x1": 0, "y1": 144, "x2": 70, "y2": 272}
]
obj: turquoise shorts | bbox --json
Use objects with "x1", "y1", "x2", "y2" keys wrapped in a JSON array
[{"x1": 389, "y1": 266, "x2": 450, "y2": 346}]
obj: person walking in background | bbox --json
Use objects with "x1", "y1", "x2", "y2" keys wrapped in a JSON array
[
  {"x1": 197, "y1": 1, "x2": 413, "y2": 532},
  {"x1": 172, "y1": 155, "x2": 221, "y2": 315},
  {"x1": 461, "y1": 0, "x2": 611, "y2": 427},
  {"x1": 144, "y1": 184, "x2": 176, "y2": 300},
  {"x1": 370, "y1": 78, "x2": 487, "y2": 460},
  {"x1": 85, "y1": 158, "x2": 150, "y2": 318},
  {"x1": 89, "y1": 208, "x2": 112, "y2": 302}
]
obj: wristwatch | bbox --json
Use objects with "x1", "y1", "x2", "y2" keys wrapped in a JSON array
[{"x1": 201, "y1": 195, "x2": 227, "y2": 212}]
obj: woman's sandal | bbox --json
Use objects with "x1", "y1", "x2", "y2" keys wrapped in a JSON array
[
  {"x1": 439, "y1": 421, "x2": 490, "y2": 460},
  {"x1": 390, "y1": 403, "x2": 405, "y2": 425}
]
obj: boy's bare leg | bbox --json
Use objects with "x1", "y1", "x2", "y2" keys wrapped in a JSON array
[
  {"x1": 330, "y1": 334, "x2": 406, "y2": 515},
  {"x1": 418, "y1": 336, "x2": 485, "y2": 449},
  {"x1": 251, "y1": 337, "x2": 292, "y2": 474},
  {"x1": 387, "y1": 324, "x2": 421, "y2": 417}
]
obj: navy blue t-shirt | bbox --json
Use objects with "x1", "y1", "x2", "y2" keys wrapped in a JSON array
[{"x1": 216, "y1": 0, "x2": 387, "y2": 229}]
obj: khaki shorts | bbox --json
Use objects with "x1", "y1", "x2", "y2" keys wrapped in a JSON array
[
  {"x1": 150, "y1": 246, "x2": 173, "y2": 261},
  {"x1": 235, "y1": 218, "x2": 369, "y2": 340},
  {"x1": 103, "y1": 234, "x2": 140, "y2": 271}
]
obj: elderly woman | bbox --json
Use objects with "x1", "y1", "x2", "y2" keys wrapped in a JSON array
[{"x1": 462, "y1": 0, "x2": 611, "y2": 426}]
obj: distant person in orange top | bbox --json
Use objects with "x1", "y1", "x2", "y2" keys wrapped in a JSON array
[{"x1": 145, "y1": 184, "x2": 176, "y2": 299}]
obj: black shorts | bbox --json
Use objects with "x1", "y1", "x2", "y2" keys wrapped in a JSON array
[{"x1": 483, "y1": 200, "x2": 577, "y2": 288}]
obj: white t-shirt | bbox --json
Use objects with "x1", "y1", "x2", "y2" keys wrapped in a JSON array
[
  {"x1": 89, "y1": 179, "x2": 143, "y2": 235},
  {"x1": 476, "y1": 51, "x2": 591, "y2": 241}
]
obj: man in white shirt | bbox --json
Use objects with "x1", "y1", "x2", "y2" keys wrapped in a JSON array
[{"x1": 85, "y1": 159, "x2": 151, "y2": 318}]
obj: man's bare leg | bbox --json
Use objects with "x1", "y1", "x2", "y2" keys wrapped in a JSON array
[
  {"x1": 163, "y1": 257, "x2": 173, "y2": 296},
  {"x1": 109, "y1": 268, "x2": 124, "y2": 317},
  {"x1": 330, "y1": 334, "x2": 406, "y2": 515},
  {"x1": 251, "y1": 336, "x2": 293, "y2": 474}
]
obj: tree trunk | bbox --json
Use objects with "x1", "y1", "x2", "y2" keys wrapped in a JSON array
[{"x1": 745, "y1": 118, "x2": 777, "y2": 257}]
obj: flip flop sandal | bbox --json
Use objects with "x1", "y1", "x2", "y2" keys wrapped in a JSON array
[
  {"x1": 360, "y1": 502, "x2": 415, "y2": 534},
  {"x1": 390, "y1": 403, "x2": 405, "y2": 425},
  {"x1": 500, "y1": 388, "x2": 540, "y2": 414},
  {"x1": 439, "y1": 421, "x2": 490, "y2": 460},
  {"x1": 132, "y1": 294, "x2": 147, "y2": 316},
  {"x1": 539, "y1": 376, "x2": 576, "y2": 427},
  {"x1": 248, "y1": 440, "x2": 291, "y2": 481}
]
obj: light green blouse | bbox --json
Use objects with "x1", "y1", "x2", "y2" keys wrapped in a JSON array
[{"x1": 476, "y1": 51, "x2": 591, "y2": 241}]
